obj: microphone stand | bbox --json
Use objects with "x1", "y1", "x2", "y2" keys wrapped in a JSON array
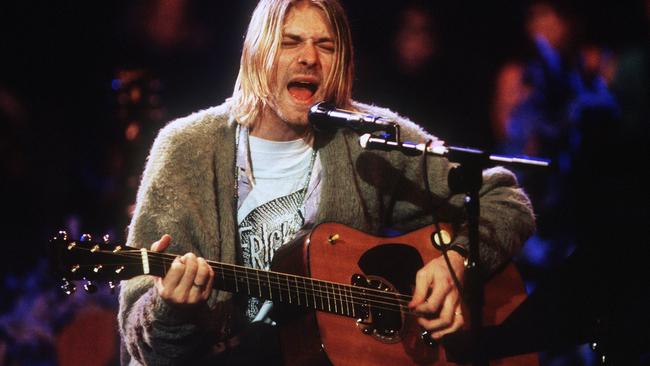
[
  {"x1": 360, "y1": 133, "x2": 549, "y2": 366},
  {"x1": 447, "y1": 147, "x2": 488, "y2": 366}
]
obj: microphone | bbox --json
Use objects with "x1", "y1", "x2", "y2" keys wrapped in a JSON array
[{"x1": 308, "y1": 101, "x2": 398, "y2": 136}]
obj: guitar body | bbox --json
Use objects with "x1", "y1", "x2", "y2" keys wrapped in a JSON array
[{"x1": 272, "y1": 222, "x2": 537, "y2": 366}]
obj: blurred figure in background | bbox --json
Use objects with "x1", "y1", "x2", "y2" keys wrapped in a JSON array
[
  {"x1": 492, "y1": 0, "x2": 618, "y2": 286},
  {"x1": 355, "y1": 2, "x2": 457, "y2": 140},
  {"x1": 492, "y1": 0, "x2": 649, "y2": 364}
]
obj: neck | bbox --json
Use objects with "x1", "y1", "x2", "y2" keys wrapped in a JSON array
[{"x1": 250, "y1": 110, "x2": 313, "y2": 145}]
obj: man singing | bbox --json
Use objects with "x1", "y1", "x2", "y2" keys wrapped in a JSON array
[{"x1": 118, "y1": 0, "x2": 535, "y2": 364}]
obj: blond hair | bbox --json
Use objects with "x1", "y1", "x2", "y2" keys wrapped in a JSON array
[{"x1": 228, "y1": 0, "x2": 354, "y2": 126}]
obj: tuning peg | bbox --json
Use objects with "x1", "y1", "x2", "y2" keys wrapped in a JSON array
[
  {"x1": 60, "y1": 278, "x2": 76, "y2": 295},
  {"x1": 103, "y1": 234, "x2": 110, "y2": 244},
  {"x1": 80, "y1": 233, "x2": 92, "y2": 242},
  {"x1": 83, "y1": 279, "x2": 98, "y2": 293}
]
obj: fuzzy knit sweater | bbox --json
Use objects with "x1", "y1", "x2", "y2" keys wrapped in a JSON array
[{"x1": 118, "y1": 100, "x2": 535, "y2": 365}]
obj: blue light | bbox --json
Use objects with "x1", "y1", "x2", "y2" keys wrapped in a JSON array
[{"x1": 111, "y1": 79, "x2": 121, "y2": 91}]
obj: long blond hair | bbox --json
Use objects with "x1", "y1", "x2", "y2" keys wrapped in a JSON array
[{"x1": 229, "y1": 0, "x2": 354, "y2": 126}]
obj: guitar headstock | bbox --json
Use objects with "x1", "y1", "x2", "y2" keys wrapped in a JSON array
[{"x1": 51, "y1": 230, "x2": 148, "y2": 294}]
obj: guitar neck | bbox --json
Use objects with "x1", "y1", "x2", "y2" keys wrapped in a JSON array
[
  {"x1": 144, "y1": 250, "x2": 403, "y2": 319},
  {"x1": 51, "y1": 232, "x2": 408, "y2": 320}
]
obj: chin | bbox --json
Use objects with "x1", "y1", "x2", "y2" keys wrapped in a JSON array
[{"x1": 277, "y1": 105, "x2": 311, "y2": 126}]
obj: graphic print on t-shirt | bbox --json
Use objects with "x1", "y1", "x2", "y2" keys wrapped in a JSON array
[{"x1": 238, "y1": 188, "x2": 306, "y2": 320}]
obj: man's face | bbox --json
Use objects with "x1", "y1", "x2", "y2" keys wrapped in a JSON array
[{"x1": 269, "y1": 3, "x2": 335, "y2": 127}]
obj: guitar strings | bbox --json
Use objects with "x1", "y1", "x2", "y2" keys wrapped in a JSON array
[
  {"x1": 65, "y1": 246, "x2": 434, "y2": 317},
  {"x1": 73, "y1": 248, "x2": 418, "y2": 316},
  {"x1": 71, "y1": 248, "x2": 416, "y2": 316},
  {"x1": 70, "y1": 261, "x2": 416, "y2": 318},
  {"x1": 143, "y1": 250, "x2": 416, "y2": 310}
]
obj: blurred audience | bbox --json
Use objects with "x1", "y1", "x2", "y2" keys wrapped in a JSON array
[
  {"x1": 492, "y1": 0, "x2": 618, "y2": 282},
  {"x1": 492, "y1": 0, "x2": 648, "y2": 364}
]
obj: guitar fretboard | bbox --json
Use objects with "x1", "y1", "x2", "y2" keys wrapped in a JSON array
[{"x1": 145, "y1": 251, "x2": 405, "y2": 318}]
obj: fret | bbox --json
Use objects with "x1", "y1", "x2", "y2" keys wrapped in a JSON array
[
  {"x1": 334, "y1": 283, "x2": 341, "y2": 315},
  {"x1": 330, "y1": 283, "x2": 337, "y2": 314},
  {"x1": 331, "y1": 282, "x2": 338, "y2": 313},
  {"x1": 294, "y1": 276, "x2": 301, "y2": 306},
  {"x1": 319, "y1": 281, "x2": 325, "y2": 310},
  {"x1": 233, "y1": 267, "x2": 239, "y2": 293},
  {"x1": 286, "y1": 275, "x2": 292, "y2": 304},
  {"x1": 269, "y1": 272, "x2": 276, "y2": 301},
  {"x1": 326, "y1": 281, "x2": 331, "y2": 312},
  {"x1": 334, "y1": 284, "x2": 343, "y2": 314},
  {"x1": 341, "y1": 284, "x2": 349, "y2": 316},
  {"x1": 303, "y1": 277, "x2": 310, "y2": 307},
  {"x1": 244, "y1": 268, "x2": 250, "y2": 295},
  {"x1": 311, "y1": 279, "x2": 317, "y2": 310},
  {"x1": 337, "y1": 283, "x2": 343, "y2": 315},
  {"x1": 219, "y1": 265, "x2": 226, "y2": 290},
  {"x1": 349, "y1": 285, "x2": 356, "y2": 318}
]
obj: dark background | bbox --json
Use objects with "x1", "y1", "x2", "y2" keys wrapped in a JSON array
[{"x1": 1, "y1": 0, "x2": 648, "y2": 365}]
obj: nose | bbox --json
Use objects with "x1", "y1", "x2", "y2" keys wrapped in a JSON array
[{"x1": 298, "y1": 42, "x2": 319, "y2": 67}]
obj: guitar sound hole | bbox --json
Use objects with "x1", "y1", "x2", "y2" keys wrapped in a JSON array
[{"x1": 352, "y1": 273, "x2": 403, "y2": 344}]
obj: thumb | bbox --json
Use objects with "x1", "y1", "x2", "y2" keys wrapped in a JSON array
[{"x1": 151, "y1": 234, "x2": 172, "y2": 252}]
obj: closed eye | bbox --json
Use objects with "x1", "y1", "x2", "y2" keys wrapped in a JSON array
[
  {"x1": 281, "y1": 34, "x2": 335, "y2": 53},
  {"x1": 282, "y1": 35, "x2": 301, "y2": 48},
  {"x1": 317, "y1": 40, "x2": 335, "y2": 53}
]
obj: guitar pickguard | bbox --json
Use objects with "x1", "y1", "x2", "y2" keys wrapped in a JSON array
[{"x1": 357, "y1": 243, "x2": 423, "y2": 297}]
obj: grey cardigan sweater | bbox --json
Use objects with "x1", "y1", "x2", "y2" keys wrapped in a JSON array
[{"x1": 118, "y1": 101, "x2": 535, "y2": 365}]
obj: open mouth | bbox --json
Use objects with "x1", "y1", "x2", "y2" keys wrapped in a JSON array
[{"x1": 287, "y1": 81, "x2": 318, "y2": 102}]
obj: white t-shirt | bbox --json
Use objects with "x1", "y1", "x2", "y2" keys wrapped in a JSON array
[{"x1": 237, "y1": 135, "x2": 315, "y2": 321}]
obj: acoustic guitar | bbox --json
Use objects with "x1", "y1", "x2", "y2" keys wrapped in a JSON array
[{"x1": 52, "y1": 222, "x2": 537, "y2": 365}]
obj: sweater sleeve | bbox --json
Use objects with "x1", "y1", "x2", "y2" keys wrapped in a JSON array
[
  {"x1": 353, "y1": 102, "x2": 535, "y2": 277},
  {"x1": 402, "y1": 124, "x2": 535, "y2": 277},
  {"x1": 443, "y1": 166, "x2": 536, "y2": 275},
  {"x1": 117, "y1": 115, "x2": 233, "y2": 365},
  {"x1": 118, "y1": 277, "x2": 217, "y2": 365}
]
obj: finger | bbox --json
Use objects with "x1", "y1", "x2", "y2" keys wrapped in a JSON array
[
  {"x1": 151, "y1": 234, "x2": 172, "y2": 252},
  {"x1": 202, "y1": 264, "x2": 215, "y2": 300},
  {"x1": 159, "y1": 256, "x2": 184, "y2": 299},
  {"x1": 413, "y1": 280, "x2": 451, "y2": 315},
  {"x1": 176, "y1": 253, "x2": 199, "y2": 299},
  {"x1": 187, "y1": 257, "x2": 211, "y2": 303},
  {"x1": 410, "y1": 267, "x2": 434, "y2": 308},
  {"x1": 418, "y1": 290, "x2": 459, "y2": 333},
  {"x1": 432, "y1": 307, "x2": 465, "y2": 339},
  {"x1": 194, "y1": 258, "x2": 211, "y2": 287}
]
